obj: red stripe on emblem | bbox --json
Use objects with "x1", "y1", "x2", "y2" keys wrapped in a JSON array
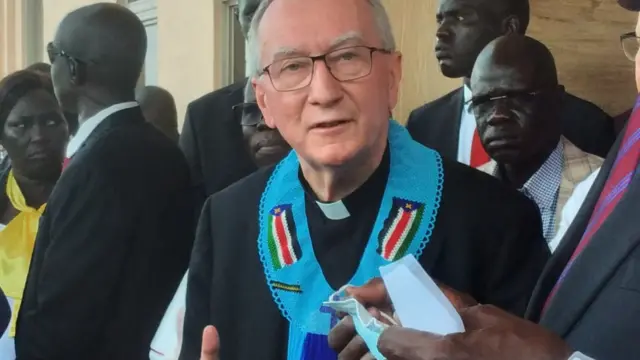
[
  {"x1": 274, "y1": 214, "x2": 294, "y2": 265},
  {"x1": 383, "y1": 210, "x2": 411, "y2": 258}
]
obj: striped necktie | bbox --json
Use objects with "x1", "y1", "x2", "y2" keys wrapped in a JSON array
[{"x1": 542, "y1": 96, "x2": 640, "y2": 314}]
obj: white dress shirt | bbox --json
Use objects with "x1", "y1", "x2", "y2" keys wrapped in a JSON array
[
  {"x1": 150, "y1": 271, "x2": 188, "y2": 360},
  {"x1": 548, "y1": 167, "x2": 601, "y2": 252},
  {"x1": 456, "y1": 85, "x2": 475, "y2": 165},
  {"x1": 66, "y1": 102, "x2": 139, "y2": 158}
]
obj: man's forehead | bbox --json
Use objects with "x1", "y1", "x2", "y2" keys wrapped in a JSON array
[
  {"x1": 258, "y1": 0, "x2": 378, "y2": 56},
  {"x1": 472, "y1": 64, "x2": 531, "y2": 92},
  {"x1": 438, "y1": 0, "x2": 483, "y2": 12},
  {"x1": 268, "y1": 31, "x2": 367, "y2": 58}
]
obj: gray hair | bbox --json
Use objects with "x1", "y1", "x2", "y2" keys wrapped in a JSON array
[{"x1": 247, "y1": 0, "x2": 396, "y2": 77}]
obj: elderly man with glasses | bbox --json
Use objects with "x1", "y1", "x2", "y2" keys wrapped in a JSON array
[{"x1": 181, "y1": 0, "x2": 550, "y2": 359}]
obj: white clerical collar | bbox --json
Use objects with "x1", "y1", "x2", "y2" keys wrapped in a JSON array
[
  {"x1": 316, "y1": 200, "x2": 350, "y2": 220},
  {"x1": 66, "y1": 101, "x2": 139, "y2": 158}
]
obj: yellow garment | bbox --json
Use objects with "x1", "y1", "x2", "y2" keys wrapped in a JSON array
[{"x1": 0, "y1": 170, "x2": 45, "y2": 337}]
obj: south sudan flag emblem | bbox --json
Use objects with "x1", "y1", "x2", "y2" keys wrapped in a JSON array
[
  {"x1": 377, "y1": 198, "x2": 425, "y2": 261},
  {"x1": 267, "y1": 204, "x2": 302, "y2": 270}
]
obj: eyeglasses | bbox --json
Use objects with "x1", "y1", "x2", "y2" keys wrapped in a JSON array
[
  {"x1": 46, "y1": 42, "x2": 94, "y2": 65},
  {"x1": 47, "y1": 42, "x2": 73, "y2": 64},
  {"x1": 232, "y1": 102, "x2": 263, "y2": 126},
  {"x1": 466, "y1": 90, "x2": 543, "y2": 114},
  {"x1": 261, "y1": 45, "x2": 391, "y2": 92},
  {"x1": 620, "y1": 32, "x2": 640, "y2": 61}
]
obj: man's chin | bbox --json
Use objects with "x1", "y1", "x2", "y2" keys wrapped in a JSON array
[
  {"x1": 438, "y1": 64, "x2": 465, "y2": 79},
  {"x1": 300, "y1": 144, "x2": 362, "y2": 169},
  {"x1": 254, "y1": 146, "x2": 291, "y2": 168}
]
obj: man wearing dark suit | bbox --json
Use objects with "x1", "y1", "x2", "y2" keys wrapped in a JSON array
[
  {"x1": 407, "y1": 0, "x2": 615, "y2": 166},
  {"x1": 330, "y1": 2, "x2": 640, "y2": 359},
  {"x1": 179, "y1": 0, "x2": 260, "y2": 207},
  {"x1": 15, "y1": 4, "x2": 195, "y2": 359},
  {"x1": 182, "y1": 0, "x2": 549, "y2": 358}
]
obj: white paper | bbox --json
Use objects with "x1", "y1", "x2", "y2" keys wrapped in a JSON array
[{"x1": 380, "y1": 255, "x2": 464, "y2": 335}]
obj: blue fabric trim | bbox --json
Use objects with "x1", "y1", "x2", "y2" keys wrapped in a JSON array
[{"x1": 257, "y1": 120, "x2": 443, "y2": 359}]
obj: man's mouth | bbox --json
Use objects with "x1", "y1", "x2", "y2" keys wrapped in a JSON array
[{"x1": 311, "y1": 120, "x2": 351, "y2": 130}]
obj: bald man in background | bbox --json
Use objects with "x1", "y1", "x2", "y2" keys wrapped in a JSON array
[
  {"x1": 137, "y1": 85, "x2": 179, "y2": 143},
  {"x1": 16, "y1": 4, "x2": 194, "y2": 359}
]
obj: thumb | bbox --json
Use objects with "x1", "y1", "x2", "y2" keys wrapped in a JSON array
[
  {"x1": 345, "y1": 278, "x2": 390, "y2": 308},
  {"x1": 200, "y1": 325, "x2": 220, "y2": 360}
]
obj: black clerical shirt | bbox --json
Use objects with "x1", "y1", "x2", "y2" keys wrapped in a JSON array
[
  {"x1": 303, "y1": 148, "x2": 389, "y2": 290},
  {"x1": 180, "y1": 152, "x2": 549, "y2": 360}
]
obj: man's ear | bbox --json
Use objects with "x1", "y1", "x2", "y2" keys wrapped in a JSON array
[
  {"x1": 68, "y1": 58, "x2": 83, "y2": 86},
  {"x1": 387, "y1": 52, "x2": 403, "y2": 111},
  {"x1": 501, "y1": 16, "x2": 521, "y2": 35},
  {"x1": 253, "y1": 78, "x2": 276, "y2": 129}
]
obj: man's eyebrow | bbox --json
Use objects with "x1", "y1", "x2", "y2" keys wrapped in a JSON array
[
  {"x1": 328, "y1": 31, "x2": 366, "y2": 49},
  {"x1": 270, "y1": 47, "x2": 305, "y2": 63},
  {"x1": 267, "y1": 31, "x2": 368, "y2": 64}
]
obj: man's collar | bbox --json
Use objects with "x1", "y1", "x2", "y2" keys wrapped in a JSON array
[
  {"x1": 66, "y1": 102, "x2": 139, "y2": 158},
  {"x1": 301, "y1": 146, "x2": 390, "y2": 220},
  {"x1": 520, "y1": 140, "x2": 565, "y2": 210}
]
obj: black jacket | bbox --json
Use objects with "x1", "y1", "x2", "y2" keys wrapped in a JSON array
[{"x1": 16, "y1": 107, "x2": 196, "y2": 359}]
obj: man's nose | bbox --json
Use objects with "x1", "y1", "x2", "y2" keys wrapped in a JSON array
[
  {"x1": 307, "y1": 60, "x2": 344, "y2": 107},
  {"x1": 29, "y1": 124, "x2": 50, "y2": 143},
  {"x1": 487, "y1": 102, "x2": 513, "y2": 124},
  {"x1": 436, "y1": 21, "x2": 452, "y2": 41}
]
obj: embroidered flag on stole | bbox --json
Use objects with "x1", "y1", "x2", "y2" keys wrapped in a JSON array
[
  {"x1": 377, "y1": 198, "x2": 425, "y2": 261},
  {"x1": 267, "y1": 204, "x2": 302, "y2": 270}
]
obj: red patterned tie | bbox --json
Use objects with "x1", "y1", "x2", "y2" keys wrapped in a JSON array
[
  {"x1": 470, "y1": 129, "x2": 490, "y2": 168},
  {"x1": 543, "y1": 96, "x2": 640, "y2": 314}
]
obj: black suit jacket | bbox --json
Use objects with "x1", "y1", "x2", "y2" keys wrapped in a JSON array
[
  {"x1": 407, "y1": 87, "x2": 616, "y2": 158},
  {"x1": 179, "y1": 80, "x2": 257, "y2": 210},
  {"x1": 179, "y1": 157, "x2": 550, "y2": 360},
  {"x1": 525, "y1": 117, "x2": 640, "y2": 359},
  {"x1": 16, "y1": 107, "x2": 196, "y2": 359}
]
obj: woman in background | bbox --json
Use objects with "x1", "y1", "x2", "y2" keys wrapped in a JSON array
[{"x1": 0, "y1": 70, "x2": 69, "y2": 358}]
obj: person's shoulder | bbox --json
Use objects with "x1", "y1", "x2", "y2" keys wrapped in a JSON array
[
  {"x1": 186, "y1": 79, "x2": 247, "y2": 114},
  {"x1": 409, "y1": 87, "x2": 463, "y2": 119},
  {"x1": 204, "y1": 166, "x2": 275, "y2": 212},
  {"x1": 563, "y1": 138, "x2": 605, "y2": 167},
  {"x1": 439, "y1": 157, "x2": 536, "y2": 212},
  {"x1": 83, "y1": 122, "x2": 189, "y2": 181},
  {"x1": 563, "y1": 92, "x2": 612, "y2": 120}
]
